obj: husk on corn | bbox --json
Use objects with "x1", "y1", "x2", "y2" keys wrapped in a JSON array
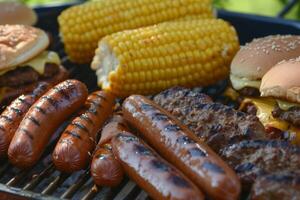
[
  {"x1": 91, "y1": 19, "x2": 240, "y2": 97},
  {"x1": 58, "y1": 0, "x2": 214, "y2": 63}
]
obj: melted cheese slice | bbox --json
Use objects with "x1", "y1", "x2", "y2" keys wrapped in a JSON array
[
  {"x1": 230, "y1": 74, "x2": 261, "y2": 90},
  {"x1": 240, "y1": 98, "x2": 289, "y2": 131},
  {"x1": 0, "y1": 51, "x2": 60, "y2": 76},
  {"x1": 240, "y1": 98, "x2": 300, "y2": 145}
]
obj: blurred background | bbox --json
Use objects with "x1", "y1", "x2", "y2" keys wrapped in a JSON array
[{"x1": 1, "y1": 0, "x2": 299, "y2": 20}]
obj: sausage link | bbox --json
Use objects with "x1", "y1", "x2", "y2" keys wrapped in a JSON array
[
  {"x1": 52, "y1": 91, "x2": 115, "y2": 173},
  {"x1": 122, "y1": 95, "x2": 241, "y2": 200},
  {"x1": 91, "y1": 113, "x2": 127, "y2": 186},
  {"x1": 8, "y1": 80, "x2": 88, "y2": 169},
  {"x1": 112, "y1": 131, "x2": 205, "y2": 200},
  {"x1": 0, "y1": 82, "x2": 50, "y2": 157}
]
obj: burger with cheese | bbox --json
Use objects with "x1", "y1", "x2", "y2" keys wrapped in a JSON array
[
  {"x1": 230, "y1": 35, "x2": 300, "y2": 97},
  {"x1": 0, "y1": 25, "x2": 68, "y2": 105},
  {"x1": 258, "y1": 58, "x2": 300, "y2": 144},
  {"x1": 230, "y1": 35, "x2": 300, "y2": 142}
]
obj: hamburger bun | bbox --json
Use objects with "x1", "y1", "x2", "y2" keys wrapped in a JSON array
[
  {"x1": 0, "y1": 25, "x2": 49, "y2": 71},
  {"x1": 260, "y1": 57, "x2": 300, "y2": 104},
  {"x1": 0, "y1": 2, "x2": 37, "y2": 26},
  {"x1": 230, "y1": 35, "x2": 300, "y2": 90}
]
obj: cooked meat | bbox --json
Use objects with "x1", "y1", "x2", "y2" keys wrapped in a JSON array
[
  {"x1": 251, "y1": 172, "x2": 300, "y2": 200},
  {"x1": 221, "y1": 140, "x2": 300, "y2": 192},
  {"x1": 153, "y1": 87, "x2": 266, "y2": 153},
  {"x1": 238, "y1": 87, "x2": 260, "y2": 97},
  {"x1": 272, "y1": 104, "x2": 300, "y2": 127},
  {"x1": 0, "y1": 63, "x2": 59, "y2": 87},
  {"x1": 153, "y1": 86, "x2": 212, "y2": 109}
]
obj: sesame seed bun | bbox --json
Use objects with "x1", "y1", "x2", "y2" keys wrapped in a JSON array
[
  {"x1": 0, "y1": 25, "x2": 49, "y2": 72},
  {"x1": 230, "y1": 35, "x2": 300, "y2": 82},
  {"x1": 260, "y1": 57, "x2": 300, "y2": 104},
  {"x1": 0, "y1": 2, "x2": 37, "y2": 26}
]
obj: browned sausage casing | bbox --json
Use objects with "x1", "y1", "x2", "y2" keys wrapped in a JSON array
[
  {"x1": 91, "y1": 113, "x2": 127, "y2": 186},
  {"x1": 8, "y1": 80, "x2": 88, "y2": 169},
  {"x1": 112, "y1": 131, "x2": 205, "y2": 200},
  {"x1": 0, "y1": 82, "x2": 50, "y2": 157},
  {"x1": 122, "y1": 95, "x2": 241, "y2": 200},
  {"x1": 52, "y1": 91, "x2": 115, "y2": 173}
]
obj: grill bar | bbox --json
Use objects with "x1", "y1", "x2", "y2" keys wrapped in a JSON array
[
  {"x1": 23, "y1": 164, "x2": 55, "y2": 190},
  {"x1": 60, "y1": 170, "x2": 91, "y2": 199},
  {"x1": 41, "y1": 173, "x2": 69, "y2": 195},
  {"x1": 81, "y1": 185, "x2": 98, "y2": 200},
  {"x1": 6, "y1": 170, "x2": 27, "y2": 187}
]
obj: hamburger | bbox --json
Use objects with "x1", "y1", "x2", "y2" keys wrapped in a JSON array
[
  {"x1": 230, "y1": 35, "x2": 300, "y2": 97},
  {"x1": 258, "y1": 58, "x2": 300, "y2": 144},
  {"x1": 0, "y1": 25, "x2": 68, "y2": 105},
  {"x1": 229, "y1": 35, "x2": 300, "y2": 142}
]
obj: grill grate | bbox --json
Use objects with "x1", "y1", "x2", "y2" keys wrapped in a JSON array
[{"x1": 0, "y1": 21, "x2": 149, "y2": 200}]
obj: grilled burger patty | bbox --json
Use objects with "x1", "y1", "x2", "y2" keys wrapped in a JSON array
[
  {"x1": 0, "y1": 63, "x2": 59, "y2": 87},
  {"x1": 272, "y1": 104, "x2": 300, "y2": 127},
  {"x1": 251, "y1": 172, "x2": 300, "y2": 200},
  {"x1": 153, "y1": 87, "x2": 266, "y2": 153},
  {"x1": 221, "y1": 140, "x2": 300, "y2": 192},
  {"x1": 238, "y1": 87, "x2": 260, "y2": 97}
]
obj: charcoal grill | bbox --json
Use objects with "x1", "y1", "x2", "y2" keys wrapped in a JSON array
[{"x1": 0, "y1": 2, "x2": 300, "y2": 200}]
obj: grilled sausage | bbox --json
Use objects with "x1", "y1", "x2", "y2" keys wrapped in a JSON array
[
  {"x1": 122, "y1": 95, "x2": 241, "y2": 200},
  {"x1": 8, "y1": 80, "x2": 88, "y2": 169},
  {"x1": 91, "y1": 113, "x2": 127, "y2": 186},
  {"x1": 0, "y1": 82, "x2": 50, "y2": 157},
  {"x1": 112, "y1": 131, "x2": 205, "y2": 200},
  {"x1": 52, "y1": 91, "x2": 115, "y2": 173}
]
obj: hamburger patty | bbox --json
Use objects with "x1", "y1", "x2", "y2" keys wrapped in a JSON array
[
  {"x1": 238, "y1": 87, "x2": 260, "y2": 97},
  {"x1": 272, "y1": 104, "x2": 300, "y2": 127},
  {"x1": 251, "y1": 172, "x2": 300, "y2": 200},
  {"x1": 153, "y1": 87, "x2": 266, "y2": 153},
  {"x1": 0, "y1": 63, "x2": 59, "y2": 87},
  {"x1": 221, "y1": 140, "x2": 300, "y2": 192}
]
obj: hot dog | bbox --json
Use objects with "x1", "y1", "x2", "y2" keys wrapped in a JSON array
[
  {"x1": 8, "y1": 79, "x2": 88, "y2": 168},
  {"x1": 122, "y1": 95, "x2": 241, "y2": 200},
  {"x1": 52, "y1": 91, "x2": 115, "y2": 173},
  {"x1": 112, "y1": 131, "x2": 205, "y2": 200},
  {"x1": 91, "y1": 113, "x2": 127, "y2": 187},
  {"x1": 0, "y1": 82, "x2": 50, "y2": 157}
]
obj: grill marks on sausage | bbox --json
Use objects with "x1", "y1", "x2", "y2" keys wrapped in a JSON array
[
  {"x1": 10, "y1": 107, "x2": 23, "y2": 116},
  {"x1": 134, "y1": 144, "x2": 152, "y2": 156},
  {"x1": 152, "y1": 112, "x2": 168, "y2": 121},
  {"x1": 0, "y1": 115, "x2": 13, "y2": 122},
  {"x1": 202, "y1": 162, "x2": 225, "y2": 174},
  {"x1": 17, "y1": 97, "x2": 31, "y2": 107},
  {"x1": 188, "y1": 148, "x2": 207, "y2": 157},
  {"x1": 53, "y1": 86, "x2": 70, "y2": 99},
  {"x1": 151, "y1": 159, "x2": 170, "y2": 172},
  {"x1": 117, "y1": 133, "x2": 138, "y2": 142},
  {"x1": 164, "y1": 124, "x2": 181, "y2": 132},
  {"x1": 71, "y1": 121, "x2": 89, "y2": 133},
  {"x1": 141, "y1": 103, "x2": 153, "y2": 111},
  {"x1": 169, "y1": 175, "x2": 191, "y2": 188},
  {"x1": 26, "y1": 116, "x2": 40, "y2": 127},
  {"x1": 176, "y1": 136, "x2": 194, "y2": 144},
  {"x1": 79, "y1": 114, "x2": 94, "y2": 125},
  {"x1": 34, "y1": 106, "x2": 47, "y2": 115},
  {"x1": 42, "y1": 96, "x2": 57, "y2": 107},
  {"x1": 20, "y1": 128, "x2": 33, "y2": 140},
  {"x1": 65, "y1": 130, "x2": 81, "y2": 139}
]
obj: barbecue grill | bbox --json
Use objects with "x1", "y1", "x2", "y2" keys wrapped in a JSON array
[{"x1": 0, "y1": 3, "x2": 300, "y2": 200}]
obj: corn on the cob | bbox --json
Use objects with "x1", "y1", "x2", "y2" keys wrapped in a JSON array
[
  {"x1": 58, "y1": 0, "x2": 214, "y2": 63},
  {"x1": 91, "y1": 19, "x2": 240, "y2": 97}
]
